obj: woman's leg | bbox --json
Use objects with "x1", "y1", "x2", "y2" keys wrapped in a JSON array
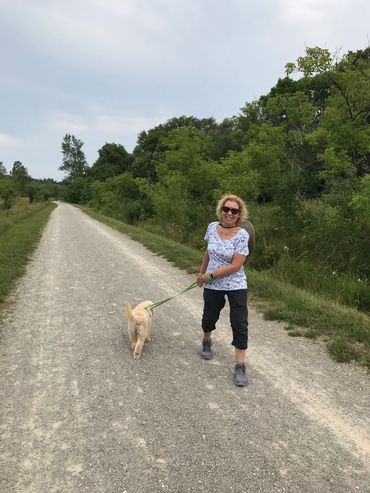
[
  {"x1": 228, "y1": 289, "x2": 249, "y2": 385},
  {"x1": 235, "y1": 347, "x2": 246, "y2": 365},
  {"x1": 228, "y1": 289, "x2": 248, "y2": 363},
  {"x1": 201, "y1": 288, "x2": 226, "y2": 336},
  {"x1": 201, "y1": 289, "x2": 225, "y2": 359}
]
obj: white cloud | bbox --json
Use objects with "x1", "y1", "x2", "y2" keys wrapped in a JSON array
[
  {"x1": 1, "y1": 0, "x2": 239, "y2": 81},
  {"x1": 0, "y1": 132, "x2": 19, "y2": 147},
  {"x1": 1, "y1": 0, "x2": 192, "y2": 74},
  {"x1": 94, "y1": 114, "x2": 170, "y2": 134},
  {"x1": 47, "y1": 112, "x2": 89, "y2": 133},
  {"x1": 46, "y1": 108, "x2": 169, "y2": 136},
  {"x1": 277, "y1": 0, "x2": 370, "y2": 52},
  {"x1": 278, "y1": 0, "x2": 338, "y2": 23}
]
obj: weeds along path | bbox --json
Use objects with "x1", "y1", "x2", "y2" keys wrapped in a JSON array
[{"x1": 0, "y1": 202, "x2": 369, "y2": 493}]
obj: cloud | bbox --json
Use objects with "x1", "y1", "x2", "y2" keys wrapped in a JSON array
[
  {"x1": 278, "y1": 0, "x2": 338, "y2": 23},
  {"x1": 1, "y1": 0, "x2": 199, "y2": 75},
  {"x1": 277, "y1": 0, "x2": 370, "y2": 51},
  {"x1": 1, "y1": 0, "x2": 263, "y2": 83},
  {"x1": 94, "y1": 114, "x2": 171, "y2": 135},
  {"x1": 46, "y1": 108, "x2": 170, "y2": 136},
  {"x1": 47, "y1": 112, "x2": 89, "y2": 133},
  {"x1": 0, "y1": 132, "x2": 19, "y2": 148}
]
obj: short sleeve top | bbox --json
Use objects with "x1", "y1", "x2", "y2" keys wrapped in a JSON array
[{"x1": 204, "y1": 222, "x2": 249, "y2": 290}]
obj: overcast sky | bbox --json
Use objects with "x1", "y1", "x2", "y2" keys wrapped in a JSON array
[{"x1": 1, "y1": 0, "x2": 369, "y2": 180}]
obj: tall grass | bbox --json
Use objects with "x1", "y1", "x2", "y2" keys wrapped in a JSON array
[
  {"x1": 269, "y1": 255, "x2": 370, "y2": 314},
  {"x1": 0, "y1": 197, "x2": 50, "y2": 235},
  {"x1": 0, "y1": 201, "x2": 56, "y2": 303}
]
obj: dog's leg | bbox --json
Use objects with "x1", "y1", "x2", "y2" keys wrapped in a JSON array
[
  {"x1": 130, "y1": 336, "x2": 137, "y2": 350},
  {"x1": 133, "y1": 332, "x2": 146, "y2": 359},
  {"x1": 128, "y1": 323, "x2": 137, "y2": 349},
  {"x1": 146, "y1": 319, "x2": 152, "y2": 341}
]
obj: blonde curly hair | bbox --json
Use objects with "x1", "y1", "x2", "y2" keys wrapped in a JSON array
[{"x1": 216, "y1": 194, "x2": 248, "y2": 225}]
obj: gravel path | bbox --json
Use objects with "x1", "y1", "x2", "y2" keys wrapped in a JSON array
[{"x1": 0, "y1": 202, "x2": 369, "y2": 493}]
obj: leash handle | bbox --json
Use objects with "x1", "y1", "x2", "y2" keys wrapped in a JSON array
[{"x1": 147, "y1": 281, "x2": 198, "y2": 310}]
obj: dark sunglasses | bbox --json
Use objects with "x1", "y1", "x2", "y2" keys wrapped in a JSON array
[{"x1": 222, "y1": 205, "x2": 240, "y2": 215}]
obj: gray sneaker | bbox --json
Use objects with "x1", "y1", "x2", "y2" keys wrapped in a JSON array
[
  {"x1": 200, "y1": 339, "x2": 213, "y2": 360},
  {"x1": 234, "y1": 363, "x2": 248, "y2": 386}
]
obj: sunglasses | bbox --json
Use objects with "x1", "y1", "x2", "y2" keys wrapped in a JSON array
[{"x1": 222, "y1": 205, "x2": 240, "y2": 215}]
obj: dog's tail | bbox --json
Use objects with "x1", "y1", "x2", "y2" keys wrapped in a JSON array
[{"x1": 123, "y1": 301, "x2": 134, "y2": 323}]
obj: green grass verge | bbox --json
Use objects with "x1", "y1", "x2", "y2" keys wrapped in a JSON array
[
  {"x1": 80, "y1": 206, "x2": 370, "y2": 370},
  {"x1": 0, "y1": 202, "x2": 57, "y2": 303},
  {"x1": 250, "y1": 270, "x2": 370, "y2": 368}
]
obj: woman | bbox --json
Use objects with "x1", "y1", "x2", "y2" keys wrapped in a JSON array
[{"x1": 197, "y1": 194, "x2": 249, "y2": 387}]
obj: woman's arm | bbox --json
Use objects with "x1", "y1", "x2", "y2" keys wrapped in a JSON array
[
  {"x1": 197, "y1": 250, "x2": 210, "y2": 286},
  {"x1": 210, "y1": 253, "x2": 246, "y2": 279},
  {"x1": 199, "y1": 250, "x2": 209, "y2": 274},
  {"x1": 197, "y1": 252, "x2": 247, "y2": 286}
]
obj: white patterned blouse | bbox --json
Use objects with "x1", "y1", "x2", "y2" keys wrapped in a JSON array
[{"x1": 204, "y1": 221, "x2": 249, "y2": 291}]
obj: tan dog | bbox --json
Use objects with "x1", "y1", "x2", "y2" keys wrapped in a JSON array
[{"x1": 123, "y1": 300, "x2": 154, "y2": 359}]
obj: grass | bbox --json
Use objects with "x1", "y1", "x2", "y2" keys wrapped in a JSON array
[
  {"x1": 0, "y1": 197, "x2": 52, "y2": 235},
  {"x1": 0, "y1": 201, "x2": 57, "y2": 303},
  {"x1": 80, "y1": 206, "x2": 370, "y2": 370},
  {"x1": 250, "y1": 270, "x2": 370, "y2": 367},
  {"x1": 269, "y1": 254, "x2": 370, "y2": 314}
]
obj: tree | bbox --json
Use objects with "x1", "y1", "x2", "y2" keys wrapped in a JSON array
[
  {"x1": 0, "y1": 162, "x2": 7, "y2": 176},
  {"x1": 149, "y1": 127, "x2": 220, "y2": 241},
  {"x1": 206, "y1": 117, "x2": 245, "y2": 160},
  {"x1": 217, "y1": 149, "x2": 261, "y2": 202},
  {"x1": 90, "y1": 143, "x2": 132, "y2": 181},
  {"x1": 278, "y1": 46, "x2": 370, "y2": 208},
  {"x1": 11, "y1": 161, "x2": 30, "y2": 195},
  {"x1": 60, "y1": 176, "x2": 91, "y2": 204},
  {"x1": 131, "y1": 115, "x2": 228, "y2": 181},
  {"x1": 0, "y1": 178, "x2": 17, "y2": 210},
  {"x1": 285, "y1": 46, "x2": 334, "y2": 77},
  {"x1": 59, "y1": 134, "x2": 88, "y2": 180},
  {"x1": 89, "y1": 173, "x2": 151, "y2": 224}
]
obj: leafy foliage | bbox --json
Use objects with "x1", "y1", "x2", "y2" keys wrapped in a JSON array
[
  {"x1": 90, "y1": 143, "x2": 132, "y2": 181},
  {"x1": 59, "y1": 134, "x2": 89, "y2": 180},
  {"x1": 11, "y1": 161, "x2": 30, "y2": 195}
]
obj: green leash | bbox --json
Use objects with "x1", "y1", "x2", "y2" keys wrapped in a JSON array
[{"x1": 147, "y1": 280, "x2": 198, "y2": 310}]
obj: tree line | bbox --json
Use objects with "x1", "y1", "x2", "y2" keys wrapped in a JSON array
[{"x1": 0, "y1": 161, "x2": 58, "y2": 210}]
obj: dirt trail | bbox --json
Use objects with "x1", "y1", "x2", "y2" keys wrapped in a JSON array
[{"x1": 0, "y1": 203, "x2": 369, "y2": 493}]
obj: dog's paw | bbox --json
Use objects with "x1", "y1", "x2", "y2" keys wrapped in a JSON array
[{"x1": 133, "y1": 351, "x2": 141, "y2": 359}]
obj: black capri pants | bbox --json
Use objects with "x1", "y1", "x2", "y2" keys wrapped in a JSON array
[{"x1": 201, "y1": 288, "x2": 248, "y2": 350}]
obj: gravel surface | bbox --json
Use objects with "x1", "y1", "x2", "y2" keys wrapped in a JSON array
[{"x1": 0, "y1": 202, "x2": 369, "y2": 493}]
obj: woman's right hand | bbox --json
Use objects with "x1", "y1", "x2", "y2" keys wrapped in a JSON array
[{"x1": 197, "y1": 272, "x2": 205, "y2": 287}]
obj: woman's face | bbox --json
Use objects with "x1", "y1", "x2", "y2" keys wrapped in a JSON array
[{"x1": 221, "y1": 200, "x2": 240, "y2": 226}]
